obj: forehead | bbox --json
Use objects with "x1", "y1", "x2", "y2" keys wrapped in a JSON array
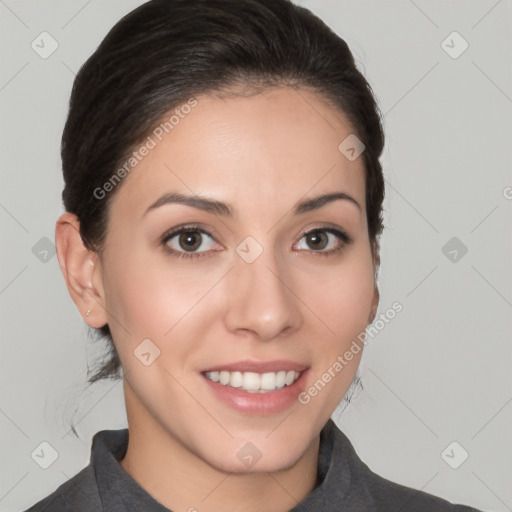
[{"x1": 110, "y1": 87, "x2": 366, "y2": 219}]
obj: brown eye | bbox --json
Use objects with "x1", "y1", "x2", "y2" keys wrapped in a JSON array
[
  {"x1": 178, "y1": 231, "x2": 203, "y2": 251},
  {"x1": 304, "y1": 230, "x2": 329, "y2": 250},
  {"x1": 163, "y1": 226, "x2": 218, "y2": 257},
  {"x1": 294, "y1": 227, "x2": 351, "y2": 254}
]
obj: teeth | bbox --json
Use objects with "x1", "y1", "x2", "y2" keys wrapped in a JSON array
[
  {"x1": 243, "y1": 372, "x2": 260, "y2": 391},
  {"x1": 260, "y1": 372, "x2": 276, "y2": 390},
  {"x1": 204, "y1": 370, "x2": 301, "y2": 392},
  {"x1": 230, "y1": 371, "x2": 243, "y2": 388},
  {"x1": 285, "y1": 370, "x2": 296, "y2": 386},
  {"x1": 276, "y1": 370, "x2": 286, "y2": 388}
]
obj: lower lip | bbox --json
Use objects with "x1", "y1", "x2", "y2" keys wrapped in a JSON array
[{"x1": 202, "y1": 371, "x2": 309, "y2": 415}]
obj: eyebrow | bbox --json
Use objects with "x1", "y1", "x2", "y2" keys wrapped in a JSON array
[{"x1": 143, "y1": 191, "x2": 361, "y2": 218}]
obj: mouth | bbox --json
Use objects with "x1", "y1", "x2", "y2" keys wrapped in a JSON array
[
  {"x1": 200, "y1": 360, "x2": 309, "y2": 414},
  {"x1": 203, "y1": 369, "x2": 302, "y2": 393}
]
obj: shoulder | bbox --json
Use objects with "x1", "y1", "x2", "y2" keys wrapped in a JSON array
[
  {"x1": 23, "y1": 464, "x2": 102, "y2": 512},
  {"x1": 326, "y1": 421, "x2": 482, "y2": 511},
  {"x1": 359, "y1": 467, "x2": 482, "y2": 511}
]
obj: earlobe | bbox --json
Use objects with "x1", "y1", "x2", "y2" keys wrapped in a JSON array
[{"x1": 55, "y1": 212, "x2": 108, "y2": 328}]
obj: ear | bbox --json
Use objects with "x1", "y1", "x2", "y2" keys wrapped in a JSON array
[
  {"x1": 55, "y1": 212, "x2": 108, "y2": 329},
  {"x1": 369, "y1": 240, "x2": 381, "y2": 323},
  {"x1": 369, "y1": 286, "x2": 380, "y2": 324}
]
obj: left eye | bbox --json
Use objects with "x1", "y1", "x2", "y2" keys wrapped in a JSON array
[{"x1": 294, "y1": 228, "x2": 348, "y2": 252}]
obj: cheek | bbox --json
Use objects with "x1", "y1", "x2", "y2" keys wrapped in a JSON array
[
  {"x1": 103, "y1": 249, "x2": 216, "y2": 337},
  {"x1": 102, "y1": 250, "x2": 228, "y2": 383},
  {"x1": 297, "y1": 250, "x2": 374, "y2": 406},
  {"x1": 300, "y1": 253, "x2": 375, "y2": 340},
  {"x1": 297, "y1": 258, "x2": 373, "y2": 415}
]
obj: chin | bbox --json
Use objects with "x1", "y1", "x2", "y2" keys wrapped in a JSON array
[
  {"x1": 198, "y1": 429, "x2": 315, "y2": 475},
  {"x1": 207, "y1": 447, "x2": 305, "y2": 474}
]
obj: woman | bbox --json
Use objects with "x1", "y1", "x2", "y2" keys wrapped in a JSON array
[{"x1": 25, "y1": 0, "x2": 483, "y2": 510}]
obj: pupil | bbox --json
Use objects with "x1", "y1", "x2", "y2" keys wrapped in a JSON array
[
  {"x1": 179, "y1": 231, "x2": 201, "y2": 251},
  {"x1": 308, "y1": 231, "x2": 328, "y2": 250}
]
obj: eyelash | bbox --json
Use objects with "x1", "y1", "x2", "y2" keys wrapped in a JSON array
[{"x1": 161, "y1": 224, "x2": 353, "y2": 261}]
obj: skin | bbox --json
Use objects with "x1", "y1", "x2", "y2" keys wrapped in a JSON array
[{"x1": 56, "y1": 86, "x2": 379, "y2": 512}]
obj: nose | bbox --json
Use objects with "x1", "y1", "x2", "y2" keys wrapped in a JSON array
[{"x1": 223, "y1": 248, "x2": 303, "y2": 342}]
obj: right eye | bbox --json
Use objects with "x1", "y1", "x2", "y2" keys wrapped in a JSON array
[{"x1": 161, "y1": 225, "x2": 220, "y2": 260}]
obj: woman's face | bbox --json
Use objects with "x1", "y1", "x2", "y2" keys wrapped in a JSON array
[{"x1": 94, "y1": 87, "x2": 378, "y2": 472}]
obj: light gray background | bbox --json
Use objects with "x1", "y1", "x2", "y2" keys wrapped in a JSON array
[{"x1": 1, "y1": 1, "x2": 511, "y2": 511}]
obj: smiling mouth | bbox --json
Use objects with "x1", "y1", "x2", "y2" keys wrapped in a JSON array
[{"x1": 203, "y1": 370, "x2": 302, "y2": 393}]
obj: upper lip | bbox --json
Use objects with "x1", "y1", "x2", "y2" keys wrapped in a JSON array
[{"x1": 201, "y1": 359, "x2": 309, "y2": 374}]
